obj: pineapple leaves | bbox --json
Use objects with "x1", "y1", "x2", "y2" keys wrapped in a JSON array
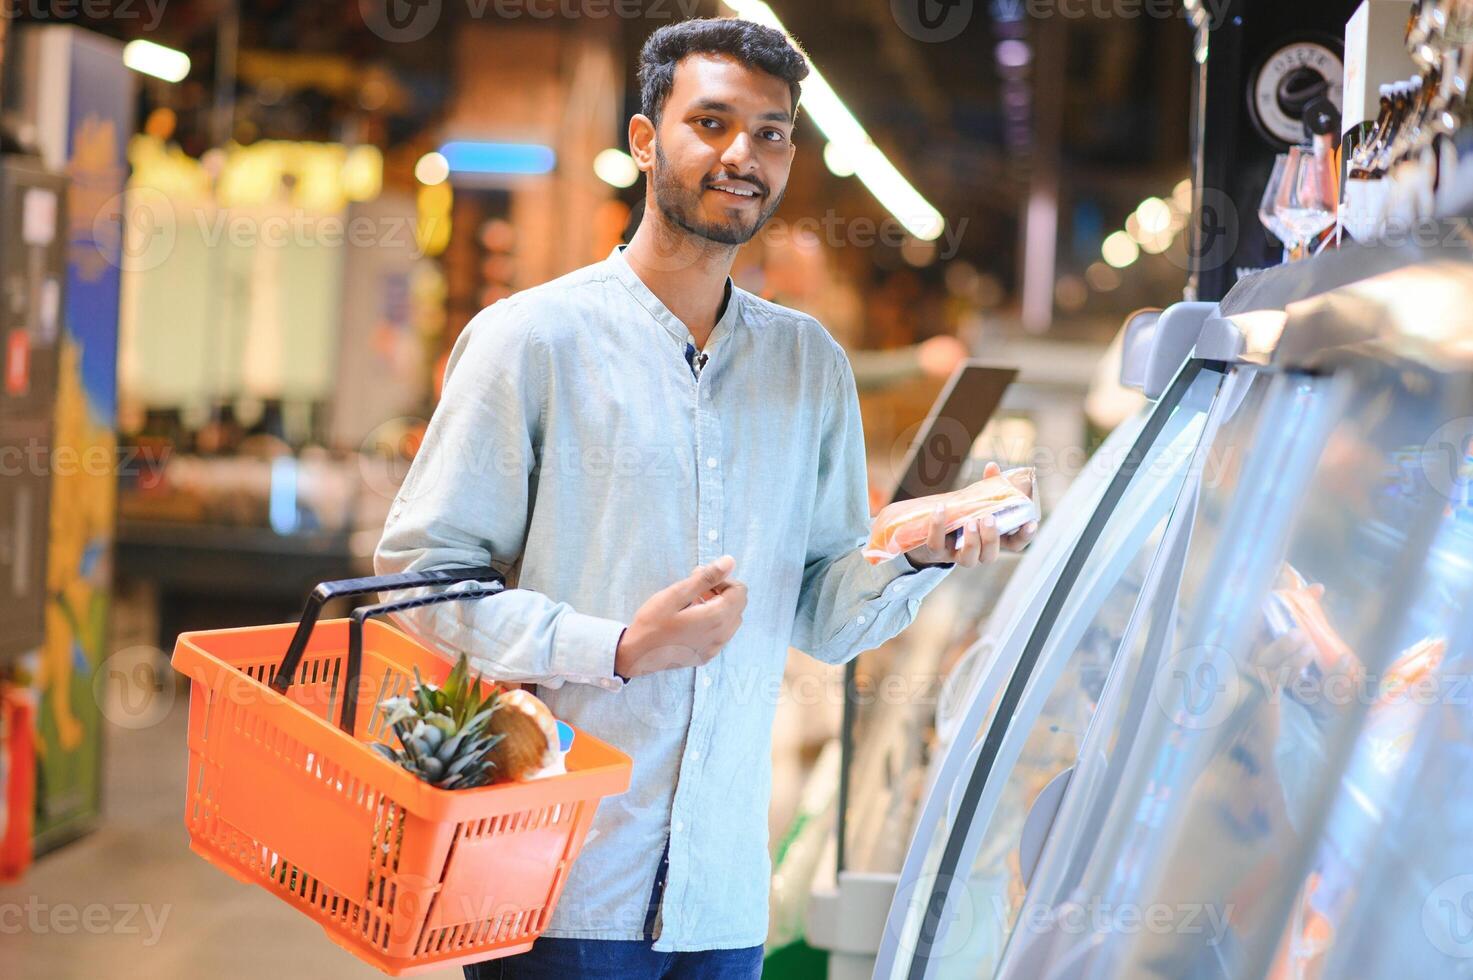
[{"x1": 373, "y1": 653, "x2": 504, "y2": 790}]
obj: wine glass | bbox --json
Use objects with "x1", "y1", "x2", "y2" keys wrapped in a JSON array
[
  {"x1": 1258, "y1": 153, "x2": 1292, "y2": 253},
  {"x1": 1274, "y1": 145, "x2": 1337, "y2": 258}
]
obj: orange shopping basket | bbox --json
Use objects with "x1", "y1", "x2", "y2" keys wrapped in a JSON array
[{"x1": 172, "y1": 567, "x2": 632, "y2": 976}]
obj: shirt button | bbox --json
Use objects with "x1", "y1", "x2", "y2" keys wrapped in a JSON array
[
  {"x1": 672, "y1": 819, "x2": 685, "y2": 834},
  {"x1": 689, "y1": 749, "x2": 701, "y2": 761},
  {"x1": 856, "y1": 615, "x2": 867, "y2": 625},
  {"x1": 702, "y1": 675, "x2": 713, "y2": 688},
  {"x1": 706, "y1": 456, "x2": 717, "y2": 468},
  {"x1": 707, "y1": 529, "x2": 718, "y2": 541}
]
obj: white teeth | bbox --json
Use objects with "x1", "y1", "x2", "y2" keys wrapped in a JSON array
[{"x1": 713, "y1": 186, "x2": 757, "y2": 197}]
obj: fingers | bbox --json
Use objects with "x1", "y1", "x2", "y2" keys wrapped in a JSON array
[
  {"x1": 924, "y1": 501, "x2": 948, "y2": 555},
  {"x1": 979, "y1": 516, "x2": 1001, "y2": 565},
  {"x1": 955, "y1": 518, "x2": 982, "y2": 565},
  {"x1": 665, "y1": 555, "x2": 736, "y2": 610},
  {"x1": 951, "y1": 515, "x2": 1000, "y2": 567},
  {"x1": 676, "y1": 579, "x2": 747, "y2": 660},
  {"x1": 700, "y1": 578, "x2": 748, "y2": 621},
  {"x1": 982, "y1": 461, "x2": 1002, "y2": 479},
  {"x1": 1003, "y1": 520, "x2": 1038, "y2": 552}
]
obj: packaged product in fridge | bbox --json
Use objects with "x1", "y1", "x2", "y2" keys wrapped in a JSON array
[{"x1": 864, "y1": 467, "x2": 1038, "y2": 564}]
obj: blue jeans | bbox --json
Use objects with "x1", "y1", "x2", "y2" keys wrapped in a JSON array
[
  {"x1": 462, "y1": 937, "x2": 763, "y2": 979},
  {"x1": 461, "y1": 839, "x2": 762, "y2": 979}
]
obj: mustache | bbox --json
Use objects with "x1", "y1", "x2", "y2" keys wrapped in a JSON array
[{"x1": 703, "y1": 175, "x2": 767, "y2": 197}]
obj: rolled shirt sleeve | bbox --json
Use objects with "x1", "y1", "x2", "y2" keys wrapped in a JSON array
[
  {"x1": 788, "y1": 345, "x2": 954, "y2": 665},
  {"x1": 373, "y1": 300, "x2": 626, "y2": 690}
]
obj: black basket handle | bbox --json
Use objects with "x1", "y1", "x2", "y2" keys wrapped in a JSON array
[
  {"x1": 270, "y1": 566, "x2": 503, "y2": 696},
  {"x1": 337, "y1": 579, "x2": 506, "y2": 734}
]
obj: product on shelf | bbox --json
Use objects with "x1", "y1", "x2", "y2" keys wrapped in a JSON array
[
  {"x1": 1338, "y1": 4, "x2": 1473, "y2": 242},
  {"x1": 863, "y1": 467, "x2": 1038, "y2": 564}
]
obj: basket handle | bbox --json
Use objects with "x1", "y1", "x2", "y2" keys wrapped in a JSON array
[
  {"x1": 338, "y1": 578, "x2": 507, "y2": 734},
  {"x1": 270, "y1": 567, "x2": 503, "y2": 696}
]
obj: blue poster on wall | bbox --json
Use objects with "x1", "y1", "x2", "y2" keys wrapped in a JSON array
[
  {"x1": 24, "y1": 25, "x2": 135, "y2": 852},
  {"x1": 62, "y1": 29, "x2": 134, "y2": 424}
]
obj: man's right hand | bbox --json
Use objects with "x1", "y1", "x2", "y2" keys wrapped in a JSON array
[{"x1": 614, "y1": 555, "x2": 747, "y2": 679}]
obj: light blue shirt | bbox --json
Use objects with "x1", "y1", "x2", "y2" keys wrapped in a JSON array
[{"x1": 373, "y1": 244, "x2": 954, "y2": 950}]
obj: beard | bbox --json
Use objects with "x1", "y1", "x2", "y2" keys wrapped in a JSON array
[{"x1": 652, "y1": 141, "x2": 784, "y2": 246}]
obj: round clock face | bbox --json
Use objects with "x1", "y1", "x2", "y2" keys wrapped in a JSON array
[{"x1": 1251, "y1": 42, "x2": 1345, "y2": 145}]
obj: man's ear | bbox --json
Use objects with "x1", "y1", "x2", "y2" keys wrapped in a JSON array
[{"x1": 628, "y1": 114, "x2": 657, "y2": 173}]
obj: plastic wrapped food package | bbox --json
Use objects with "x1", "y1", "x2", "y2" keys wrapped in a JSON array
[{"x1": 864, "y1": 467, "x2": 1039, "y2": 565}]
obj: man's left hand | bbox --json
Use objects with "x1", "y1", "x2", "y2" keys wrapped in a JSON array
[{"x1": 903, "y1": 462, "x2": 1039, "y2": 569}]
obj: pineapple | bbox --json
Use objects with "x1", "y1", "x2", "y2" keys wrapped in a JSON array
[{"x1": 372, "y1": 654, "x2": 505, "y2": 789}]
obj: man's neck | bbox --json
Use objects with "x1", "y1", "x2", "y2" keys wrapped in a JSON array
[{"x1": 623, "y1": 217, "x2": 737, "y2": 350}]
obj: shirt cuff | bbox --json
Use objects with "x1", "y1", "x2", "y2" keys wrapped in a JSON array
[
  {"x1": 874, "y1": 550, "x2": 954, "y2": 602},
  {"x1": 553, "y1": 609, "x2": 628, "y2": 692},
  {"x1": 897, "y1": 551, "x2": 955, "y2": 573}
]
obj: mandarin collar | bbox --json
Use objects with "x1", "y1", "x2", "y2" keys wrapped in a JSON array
[{"x1": 607, "y1": 243, "x2": 741, "y2": 351}]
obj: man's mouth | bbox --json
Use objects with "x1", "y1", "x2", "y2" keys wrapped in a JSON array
[{"x1": 707, "y1": 182, "x2": 762, "y2": 201}]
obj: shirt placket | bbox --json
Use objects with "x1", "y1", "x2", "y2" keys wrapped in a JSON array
[{"x1": 661, "y1": 331, "x2": 723, "y2": 943}]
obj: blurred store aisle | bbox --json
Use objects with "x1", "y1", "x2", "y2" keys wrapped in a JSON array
[{"x1": 0, "y1": 680, "x2": 459, "y2": 980}]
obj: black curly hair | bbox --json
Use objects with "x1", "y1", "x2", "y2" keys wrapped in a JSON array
[{"x1": 637, "y1": 17, "x2": 809, "y2": 127}]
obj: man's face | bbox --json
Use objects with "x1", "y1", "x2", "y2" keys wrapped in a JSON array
[{"x1": 645, "y1": 53, "x2": 796, "y2": 246}]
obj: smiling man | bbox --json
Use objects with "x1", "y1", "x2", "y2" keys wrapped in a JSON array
[{"x1": 374, "y1": 17, "x2": 1035, "y2": 980}]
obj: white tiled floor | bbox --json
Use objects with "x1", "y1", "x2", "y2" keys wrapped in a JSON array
[{"x1": 0, "y1": 684, "x2": 461, "y2": 980}]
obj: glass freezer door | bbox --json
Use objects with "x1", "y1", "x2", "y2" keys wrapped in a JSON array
[
  {"x1": 1269, "y1": 512, "x2": 1473, "y2": 977},
  {"x1": 932, "y1": 408, "x2": 1149, "y2": 765},
  {"x1": 881, "y1": 361, "x2": 1225, "y2": 980},
  {"x1": 1004, "y1": 356, "x2": 1460, "y2": 979}
]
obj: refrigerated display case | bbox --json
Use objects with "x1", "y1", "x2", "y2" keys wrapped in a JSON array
[
  {"x1": 865, "y1": 305, "x2": 1240, "y2": 978},
  {"x1": 876, "y1": 233, "x2": 1473, "y2": 980},
  {"x1": 1262, "y1": 517, "x2": 1473, "y2": 979},
  {"x1": 801, "y1": 328, "x2": 1181, "y2": 979},
  {"x1": 877, "y1": 359, "x2": 1230, "y2": 979},
  {"x1": 1305, "y1": 544, "x2": 1473, "y2": 977},
  {"x1": 846, "y1": 310, "x2": 1213, "y2": 890}
]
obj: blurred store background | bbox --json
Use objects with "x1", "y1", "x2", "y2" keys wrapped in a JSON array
[{"x1": 0, "y1": 0, "x2": 1213, "y2": 976}]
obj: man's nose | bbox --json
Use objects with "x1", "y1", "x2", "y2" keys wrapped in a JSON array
[{"x1": 721, "y1": 132, "x2": 757, "y2": 173}]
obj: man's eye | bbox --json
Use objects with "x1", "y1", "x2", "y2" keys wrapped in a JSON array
[
  {"x1": 697, "y1": 118, "x2": 722, "y2": 130},
  {"x1": 761, "y1": 130, "x2": 788, "y2": 143}
]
